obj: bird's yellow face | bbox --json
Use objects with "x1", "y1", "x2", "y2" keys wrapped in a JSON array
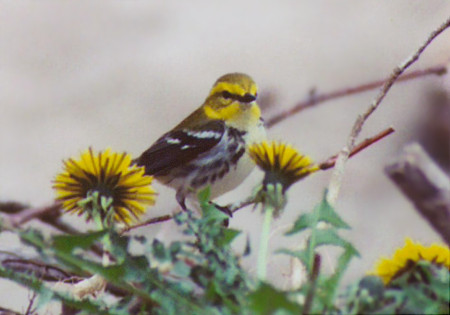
[{"x1": 203, "y1": 73, "x2": 261, "y2": 125}]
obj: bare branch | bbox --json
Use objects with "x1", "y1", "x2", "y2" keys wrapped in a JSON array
[
  {"x1": 1, "y1": 202, "x2": 62, "y2": 227},
  {"x1": 385, "y1": 143, "x2": 450, "y2": 245},
  {"x1": 326, "y1": 17, "x2": 450, "y2": 206},
  {"x1": 0, "y1": 306, "x2": 22, "y2": 315},
  {"x1": 266, "y1": 64, "x2": 447, "y2": 128},
  {"x1": 0, "y1": 251, "x2": 76, "y2": 282},
  {"x1": 24, "y1": 291, "x2": 37, "y2": 315},
  {"x1": 319, "y1": 127, "x2": 395, "y2": 171},
  {"x1": 120, "y1": 214, "x2": 173, "y2": 234}
]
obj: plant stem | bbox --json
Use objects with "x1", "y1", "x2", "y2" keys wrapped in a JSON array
[
  {"x1": 302, "y1": 254, "x2": 321, "y2": 315},
  {"x1": 257, "y1": 204, "x2": 274, "y2": 280}
]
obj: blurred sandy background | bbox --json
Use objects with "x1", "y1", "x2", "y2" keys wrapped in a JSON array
[{"x1": 1, "y1": 1, "x2": 449, "y2": 313}]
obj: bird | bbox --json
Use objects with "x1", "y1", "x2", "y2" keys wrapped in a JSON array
[{"x1": 136, "y1": 73, "x2": 266, "y2": 214}]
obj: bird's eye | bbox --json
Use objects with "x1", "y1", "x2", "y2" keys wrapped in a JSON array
[
  {"x1": 241, "y1": 93, "x2": 256, "y2": 103},
  {"x1": 222, "y1": 91, "x2": 232, "y2": 99}
]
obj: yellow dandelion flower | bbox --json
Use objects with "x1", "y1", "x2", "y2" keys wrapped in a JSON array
[
  {"x1": 53, "y1": 148, "x2": 156, "y2": 225},
  {"x1": 373, "y1": 238, "x2": 450, "y2": 284},
  {"x1": 248, "y1": 141, "x2": 319, "y2": 190}
]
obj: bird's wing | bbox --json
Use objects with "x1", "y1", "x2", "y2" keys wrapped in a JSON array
[{"x1": 137, "y1": 120, "x2": 225, "y2": 176}]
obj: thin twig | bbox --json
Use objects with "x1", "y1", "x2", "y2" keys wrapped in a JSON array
[
  {"x1": 0, "y1": 201, "x2": 89, "y2": 235},
  {"x1": 0, "y1": 251, "x2": 76, "y2": 282},
  {"x1": 5, "y1": 202, "x2": 62, "y2": 227},
  {"x1": 266, "y1": 64, "x2": 447, "y2": 128},
  {"x1": 231, "y1": 197, "x2": 256, "y2": 213},
  {"x1": 120, "y1": 214, "x2": 173, "y2": 234},
  {"x1": 24, "y1": 291, "x2": 37, "y2": 315},
  {"x1": 319, "y1": 127, "x2": 395, "y2": 170},
  {"x1": 326, "y1": 17, "x2": 450, "y2": 206}
]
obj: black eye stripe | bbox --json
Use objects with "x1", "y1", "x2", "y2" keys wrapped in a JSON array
[
  {"x1": 240, "y1": 93, "x2": 256, "y2": 103},
  {"x1": 220, "y1": 91, "x2": 256, "y2": 103},
  {"x1": 222, "y1": 91, "x2": 232, "y2": 99}
]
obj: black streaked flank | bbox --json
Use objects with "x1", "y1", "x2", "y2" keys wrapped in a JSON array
[{"x1": 231, "y1": 148, "x2": 245, "y2": 165}]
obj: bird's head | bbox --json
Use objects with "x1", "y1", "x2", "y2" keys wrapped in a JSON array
[{"x1": 203, "y1": 73, "x2": 261, "y2": 126}]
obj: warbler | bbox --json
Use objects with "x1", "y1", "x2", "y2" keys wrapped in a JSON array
[{"x1": 136, "y1": 73, "x2": 266, "y2": 212}]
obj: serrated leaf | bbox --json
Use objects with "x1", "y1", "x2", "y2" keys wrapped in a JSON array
[
  {"x1": 430, "y1": 267, "x2": 450, "y2": 301},
  {"x1": 53, "y1": 230, "x2": 107, "y2": 253},
  {"x1": 172, "y1": 260, "x2": 191, "y2": 278},
  {"x1": 169, "y1": 241, "x2": 182, "y2": 256},
  {"x1": 152, "y1": 239, "x2": 167, "y2": 261},
  {"x1": 285, "y1": 213, "x2": 316, "y2": 235},
  {"x1": 109, "y1": 232, "x2": 130, "y2": 262},
  {"x1": 316, "y1": 198, "x2": 350, "y2": 229},
  {"x1": 277, "y1": 249, "x2": 309, "y2": 269},
  {"x1": 286, "y1": 194, "x2": 350, "y2": 236},
  {"x1": 313, "y1": 229, "x2": 353, "y2": 249},
  {"x1": 202, "y1": 203, "x2": 228, "y2": 222},
  {"x1": 19, "y1": 229, "x2": 46, "y2": 249},
  {"x1": 123, "y1": 255, "x2": 150, "y2": 282},
  {"x1": 321, "y1": 243, "x2": 359, "y2": 306},
  {"x1": 247, "y1": 282, "x2": 302, "y2": 314},
  {"x1": 100, "y1": 265, "x2": 126, "y2": 282},
  {"x1": 173, "y1": 211, "x2": 188, "y2": 224},
  {"x1": 218, "y1": 228, "x2": 241, "y2": 247},
  {"x1": 197, "y1": 186, "x2": 211, "y2": 204}
]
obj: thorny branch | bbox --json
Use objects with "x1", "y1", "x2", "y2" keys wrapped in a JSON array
[{"x1": 326, "y1": 17, "x2": 450, "y2": 205}]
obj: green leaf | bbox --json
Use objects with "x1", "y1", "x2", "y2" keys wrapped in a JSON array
[
  {"x1": 152, "y1": 239, "x2": 167, "y2": 261},
  {"x1": 169, "y1": 241, "x2": 182, "y2": 256},
  {"x1": 430, "y1": 266, "x2": 450, "y2": 301},
  {"x1": 218, "y1": 228, "x2": 241, "y2": 247},
  {"x1": 277, "y1": 249, "x2": 309, "y2": 268},
  {"x1": 285, "y1": 195, "x2": 349, "y2": 236},
  {"x1": 108, "y1": 232, "x2": 130, "y2": 263},
  {"x1": 36, "y1": 285, "x2": 54, "y2": 309},
  {"x1": 313, "y1": 229, "x2": 355, "y2": 249},
  {"x1": 316, "y1": 198, "x2": 350, "y2": 229},
  {"x1": 53, "y1": 230, "x2": 107, "y2": 253},
  {"x1": 97, "y1": 264, "x2": 126, "y2": 282},
  {"x1": 173, "y1": 260, "x2": 191, "y2": 278},
  {"x1": 202, "y1": 202, "x2": 228, "y2": 222},
  {"x1": 247, "y1": 282, "x2": 302, "y2": 314},
  {"x1": 123, "y1": 255, "x2": 150, "y2": 282},
  {"x1": 285, "y1": 213, "x2": 315, "y2": 235},
  {"x1": 320, "y1": 243, "x2": 359, "y2": 306},
  {"x1": 197, "y1": 186, "x2": 211, "y2": 204},
  {"x1": 19, "y1": 229, "x2": 46, "y2": 250}
]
